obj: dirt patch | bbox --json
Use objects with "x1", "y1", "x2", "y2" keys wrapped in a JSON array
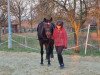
[{"x1": 0, "y1": 51, "x2": 100, "y2": 75}]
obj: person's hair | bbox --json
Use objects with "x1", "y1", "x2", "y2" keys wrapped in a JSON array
[{"x1": 56, "y1": 20, "x2": 63, "y2": 28}]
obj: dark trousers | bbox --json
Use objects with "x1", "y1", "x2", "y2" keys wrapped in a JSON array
[{"x1": 55, "y1": 46, "x2": 64, "y2": 65}]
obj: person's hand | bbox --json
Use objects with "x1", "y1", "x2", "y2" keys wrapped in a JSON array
[{"x1": 64, "y1": 46, "x2": 67, "y2": 49}]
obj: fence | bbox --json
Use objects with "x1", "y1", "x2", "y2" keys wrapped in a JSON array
[{"x1": 0, "y1": 26, "x2": 99, "y2": 55}]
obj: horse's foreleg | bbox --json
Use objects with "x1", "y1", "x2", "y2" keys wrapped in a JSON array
[
  {"x1": 50, "y1": 46, "x2": 54, "y2": 58},
  {"x1": 45, "y1": 44, "x2": 51, "y2": 66},
  {"x1": 47, "y1": 46, "x2": 52, "y2": 65},
  {"x1": 40, "y1": 51, "x2": 44, "y2": 65},
  {"x1": 50, "y1": 40, "x2": 54, "y2": 58},
  {"x1": 46, "y1": 46, "x2": 54, "y2": 59},
  {"x1": 40, "y1": 43, "x2": 44, "y2": 65},
  {"x1": 47, "y1": 46, "x2": 51, "y2": 66},
  {"x1": 45, "y1": 48, "x2": 48, "y2": 60}
]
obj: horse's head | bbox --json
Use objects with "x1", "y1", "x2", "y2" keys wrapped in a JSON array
[{"x1": 43, "y1": 17, "x2": 53, "y2": 39}]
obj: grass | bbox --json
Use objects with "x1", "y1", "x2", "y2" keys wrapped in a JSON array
[
  {"x1": 0, "y1": 33, "x2": 40, "y2": 53},
  {"x1": 0, "y1": 32, "x2": 100, "y2": 56}
]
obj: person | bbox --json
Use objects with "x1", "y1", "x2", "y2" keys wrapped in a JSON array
[{"x1": 52, "y1": 20, "x2": 68, "y2": 69}]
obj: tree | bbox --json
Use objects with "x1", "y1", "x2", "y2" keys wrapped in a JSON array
[
  {"x1": 34, "y1": 0, "x2": 55, "y2": 22},
  {"x1": 10, "y1": 0, "x2": 28, "y2": 32},
  {"x1": 89, "y1": 0, "x2": 100, "y2": 50},
  {"x1": 26, "y1": 0, "x2": 37, "y2": 30},
  {"x1": 0, "y1": 0, "x2": 8, "y2": 43},
  {"x1": 53, "y1": 0, "x2": 87, "y2": 53}
]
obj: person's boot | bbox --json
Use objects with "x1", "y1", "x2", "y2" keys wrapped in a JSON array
[{"x1": 60, "y1": 63, "x2": 64, "y2": 69}]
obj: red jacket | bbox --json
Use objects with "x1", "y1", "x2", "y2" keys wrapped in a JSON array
[{"x1": 53, "y1": 27, "x2": 68, "y2": 48}]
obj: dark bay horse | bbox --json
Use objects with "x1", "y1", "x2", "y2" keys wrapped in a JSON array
[{"x1": 37, "y1": 18, "x2": 55, "y2": 66}]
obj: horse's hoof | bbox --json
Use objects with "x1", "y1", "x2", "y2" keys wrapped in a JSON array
[
  {"x1": 40, "y1": 63, "x2": 44, "y2": 66},
  {"x1": 48, "y1": 63, "x2": 51, "y2": 67}
]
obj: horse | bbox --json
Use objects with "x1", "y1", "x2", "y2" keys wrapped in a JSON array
[{"x1": 37, "y1": 18, "x2": 55, "y2": 66}]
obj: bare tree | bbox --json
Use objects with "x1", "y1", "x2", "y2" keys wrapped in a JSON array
[
  {"x1": 53, "y1": 0, "x2": 87, "y2": 52},
  {"x1": 26, "y1": 0, "x2": 37, "y2": 30},
  {"x1": 88, "y1": 0, "x2": 100, "y2": 50},
  {"x1": 0, "y1": 0, "x2": 8, "y2": 43},
  {"x1": 34, "y1": 0, "x2": 55, "y2": 22},
  {"x1": 10, "y1": 0, "x2": 28, "y2": 32},
  {"x1": 0, "y1": 0, "x2": 7, "y2": 27}
]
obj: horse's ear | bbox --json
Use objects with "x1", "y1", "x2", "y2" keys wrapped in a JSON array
[
  {"x1": 43, "y1": 18, "x2": 47, "y2": 22},
  {"x1": 49, "y1": 17, "x2": 53, "y2": 22}
]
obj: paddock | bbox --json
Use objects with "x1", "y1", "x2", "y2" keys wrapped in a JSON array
[{"x1": 0, "y1": 52, "x2": 100, "y2": 75}]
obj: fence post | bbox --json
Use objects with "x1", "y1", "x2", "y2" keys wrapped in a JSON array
[
  {"x1": 7, "y1": 0, "x2": 12, "y2": 48},
  {"x1": 85, "y1": 24, "x2": 90, "y2": 55},
  {"x1": 25, "y1": 36, "x2": 27, "y2": 46}
]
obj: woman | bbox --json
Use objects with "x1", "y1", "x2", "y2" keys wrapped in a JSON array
[{"x1": 53, "y1": 20, "x2": 68, "y2": 69}]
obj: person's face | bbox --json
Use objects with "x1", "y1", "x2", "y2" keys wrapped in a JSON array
[{"x1": 56, "y1": 25, "x2": 61, "y2": 30}]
